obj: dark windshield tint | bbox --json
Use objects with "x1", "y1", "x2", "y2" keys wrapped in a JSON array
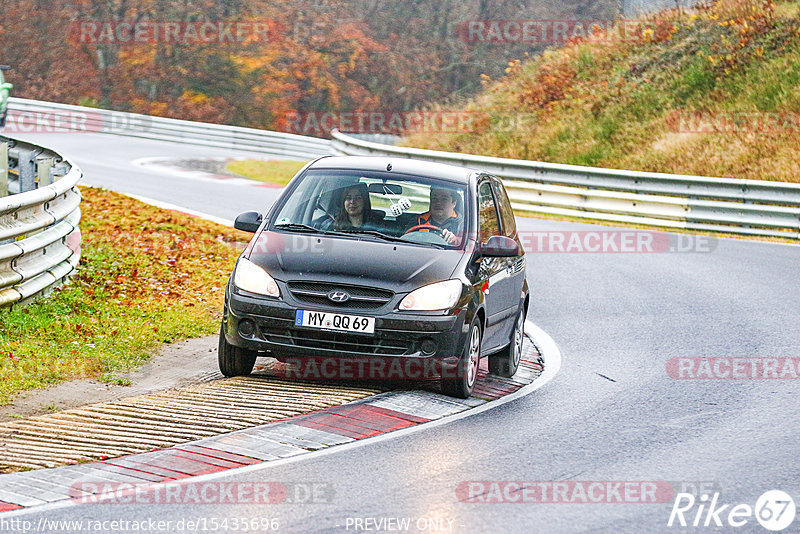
[{"x1": 272, "y1": 169, "x2": 468, "y2": 248}]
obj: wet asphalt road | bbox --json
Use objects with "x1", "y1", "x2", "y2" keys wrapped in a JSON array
[{"x1": 6, "y1": 132, "x2": 800, "y2": 533}]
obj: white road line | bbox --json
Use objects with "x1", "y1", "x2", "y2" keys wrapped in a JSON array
[
  {"x1": 1, "y1": 320, "x2": 562, "y2": 518},
  {"x1": 118, "y1": 192, "x2": 234, "y2": 227},
  {"x1": 130, "y1": 156, "x2": 271, "y2": 188}
]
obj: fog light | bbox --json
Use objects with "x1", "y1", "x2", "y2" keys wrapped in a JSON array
[
  {"x1": 238, "y1": 319, "x2": 256, "y2": 337},
  {"x1": 421, "y1": 339, "x2": 437, "y2": 355}
]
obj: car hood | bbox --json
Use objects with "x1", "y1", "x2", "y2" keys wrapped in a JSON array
[{"x1": 245, "y1": 231, "x2": 463, "y2": 292}]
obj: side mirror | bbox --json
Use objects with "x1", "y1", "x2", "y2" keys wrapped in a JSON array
[
  {"x1": 234, "y1": 211, "x2": 262, "y2": 233},
  {"x1": 479, "y1": 235, "x2": 520, "y2": 257}
]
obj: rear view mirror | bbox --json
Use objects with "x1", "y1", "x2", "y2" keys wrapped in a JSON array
[
  {"x1": 234, "y1": 211, "x2": 262, "y2": 233},
  {"x1": 368, "y1": 183, "x2": 402, "y2": 195}
]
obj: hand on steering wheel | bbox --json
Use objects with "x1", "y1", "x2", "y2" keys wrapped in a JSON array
[
  {"x1": 403, "y1": 223, "x2": 445, "y2": 236},
  {"x1": 403, "y1": 224, "x2": 457, "y2": 244}
]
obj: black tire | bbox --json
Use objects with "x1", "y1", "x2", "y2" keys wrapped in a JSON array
[
  {"x1": 218, "y1": 325, "x2": 257, "y2": 377},
  {"x1": 489, "y1": 306, "x2": 525, "y2": 378},
  {"x1": 441, "y1": 320, "x2": 481, "y2": 399}
]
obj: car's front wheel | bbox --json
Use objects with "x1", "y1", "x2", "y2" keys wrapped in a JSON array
[
  {"x1": 489, "y1": 306, "x2": 525, "y2": 378},
  {"x1": 441, "y1": 320, "x2": 481, "y2": 398},
  {"x1": 218, "y1": 325, "x2": 257, "y2": 377}
]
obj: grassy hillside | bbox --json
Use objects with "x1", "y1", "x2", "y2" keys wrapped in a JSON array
[{"x1": 404, "y1": 0, "x2": 800, "y2": 183}]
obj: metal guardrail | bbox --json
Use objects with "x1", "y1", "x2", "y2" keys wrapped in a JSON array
[
  {"x1": 0, "y1": 137, "x2": 82, "y2": 308},
  {"x1": 331, "y1": 130, "x2": 800, "y2": 239},
  {"x1": 623, "y1": 0, "x2": 702, "y2": 16},
  {"x1": 7, "y1": 97, "x2": 332, "y2": 161},
  {"x1": 5, "y1": 99, "x2": 798, "y2": 240}
]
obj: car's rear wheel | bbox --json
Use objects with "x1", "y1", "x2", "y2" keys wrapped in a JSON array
[
  {"x1": 489, "y1": 306, "x2": 525, "y2": 378},
  {"x1": 218, "y1": 325, "x2": 257, "y2": 377},
  {"x1": 441, "y1": 320, "x2": 481, "y2": 398}
]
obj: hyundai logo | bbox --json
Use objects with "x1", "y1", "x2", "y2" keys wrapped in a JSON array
[{"x1": 327, "y1": 290, "x2": 351, "y2": 303}]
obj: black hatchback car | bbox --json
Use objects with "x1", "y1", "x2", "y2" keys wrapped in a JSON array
[{"x1": 220, "y1": 156, "x2": 528, "y2": 398}]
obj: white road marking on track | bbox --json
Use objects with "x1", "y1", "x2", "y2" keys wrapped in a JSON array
[
  {"x1": 117, "y1": 193, "x2": 234, "y2": 227},
  {"x1": 1, "y1": 320, "x2": 562, "y2": 518},
  {"x1": 130, "y1": 156, "x2": 275, "y2": 188}
]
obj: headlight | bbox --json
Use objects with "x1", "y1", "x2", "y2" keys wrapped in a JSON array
[
  {"x1": 399, "y1": 279, "x2": 462, "y2": 311},
  {"x1": 234, "y1": 257, "x2": 280, "y2": 298}
]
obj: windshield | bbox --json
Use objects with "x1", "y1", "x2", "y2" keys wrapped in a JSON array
[{"x1": 271, "y1": 169, "x2": 468, "y2": 248}]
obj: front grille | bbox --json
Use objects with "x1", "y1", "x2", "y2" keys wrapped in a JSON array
[
  {"x1": 287, "y1": 281, "x2": 394, "y2": 310},
  {"x1": 262, "y1": 327, "x2": 412, "y2": 356}
]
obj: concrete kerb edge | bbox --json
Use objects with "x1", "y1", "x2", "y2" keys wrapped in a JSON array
[{"x1": 0, "y1": 320, "x2": 561, "y2": 517}]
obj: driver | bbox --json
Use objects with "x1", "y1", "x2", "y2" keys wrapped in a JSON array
[{"x1": 410, "y1": 187, "x2": 462, "y2": 245}]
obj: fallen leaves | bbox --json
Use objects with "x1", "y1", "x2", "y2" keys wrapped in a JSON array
[{"x1": 0, "y1": 187, "x2": 251, "y2": 404}]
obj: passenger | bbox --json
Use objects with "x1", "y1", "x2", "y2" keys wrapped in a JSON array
[
  {"x1": 325, "y1": 183, "x2": 382, "y2": 231},
  {"x1": 409, "y1": 186, "x2": 462, "y2": 244}
]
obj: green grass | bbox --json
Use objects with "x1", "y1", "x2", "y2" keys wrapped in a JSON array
[
  {"x1": 225, "y1": 159, "x2": 308, "y2": 186},
  {"x1": 98, "y1": 372, "x2": 132, "y2": 386},
  {"x1": 0, "y1": 188, "x2": 250, "y2": 405}
]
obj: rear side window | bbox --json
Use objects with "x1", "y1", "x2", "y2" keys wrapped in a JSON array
[
  {"x1": 491, "y1": 179, "x2": 517, "y2": 238},
  {"x1": 478, "y1": 181, "x2": 500, "y2": 244}
]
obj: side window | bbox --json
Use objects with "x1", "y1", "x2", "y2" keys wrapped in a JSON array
[
  {"x1": 491, "y1": 179, "x2": 517, "y2": 237},
  {"x1": 478, "y1": 181, "x2": 500, "y2": 244}
]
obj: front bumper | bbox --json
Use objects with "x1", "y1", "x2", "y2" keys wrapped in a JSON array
[{"x1": 223, "y1": 288, "x2": 470, "y2": 369}]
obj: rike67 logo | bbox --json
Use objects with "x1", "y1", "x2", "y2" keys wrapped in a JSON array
[{"x1": 668, "y1": 490, "x2": 796, "y2": 531}]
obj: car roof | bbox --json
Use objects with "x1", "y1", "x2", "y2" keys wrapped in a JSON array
[{"x1": 307, "y1": 156, "x2": 478, "y2": 185}]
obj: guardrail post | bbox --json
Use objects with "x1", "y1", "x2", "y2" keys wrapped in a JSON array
[
  {"x1": 18, "y1": 149, "x2": 37, "y2": 193},
  {"x1": 0, "y1": 142, "x2": 7, "y2": 197},
  {"x1": 37, "y1": 156, "x2": 54, "y2": 187},
  {"x1": 52, "y1": 163, "x2": 69, "y2": 179}
]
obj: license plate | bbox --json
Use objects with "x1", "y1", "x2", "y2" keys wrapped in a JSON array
[{"x1": 294, "y1": 310, "x2": 375, "y2": 334}]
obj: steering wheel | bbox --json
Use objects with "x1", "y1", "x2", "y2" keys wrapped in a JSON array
[{"x1": 403, "y1": 223, "x2": 445, "y2": 236}]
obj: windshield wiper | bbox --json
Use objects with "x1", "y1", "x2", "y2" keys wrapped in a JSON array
[
  {"x1": 274, "y1": 223, "x2": 356, "y2": 238},
  {"x1": 273, "y1": 223, "x2": 320, "y2": 233},
  {"x1": 338, "y1": 229, "x2": 448, "y2": 249},
  {"x1": 276, "y1": 225, "x2": 448, "y2": 249},
  {"x1": 337, "y1": 229, "x2": 408, "y2": 242}
]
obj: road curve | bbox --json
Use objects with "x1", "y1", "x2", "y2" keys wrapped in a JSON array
[
  {"x1": 8, "y1": 132, "x2": 800, "y2": 533},
  {"x1": 12, "y1": 132, "x2": 288, "y2": 221}
]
